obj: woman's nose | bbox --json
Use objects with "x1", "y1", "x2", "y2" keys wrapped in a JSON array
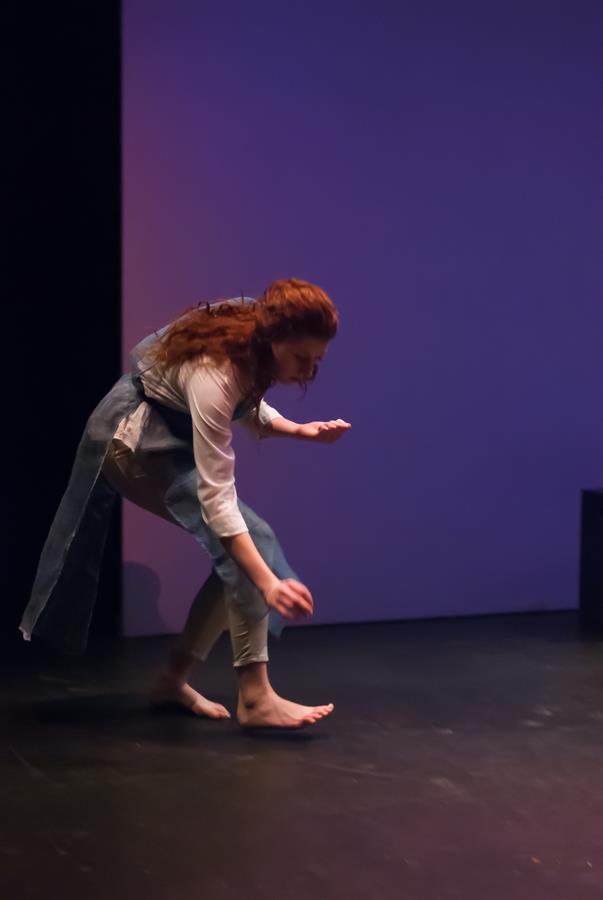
[{"x1": 300, "y1": 364, "x2": 316, "y2": 381}]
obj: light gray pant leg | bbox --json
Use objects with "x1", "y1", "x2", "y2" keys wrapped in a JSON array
[
  {"x1": 172, "y1": 570, "x2": 229, "y2": 662},
  {"x1": 103, "y1": 442, "x2": 269, "y2": 667},
  {"x1": 225, "y1": 585, "x2": 269, "y2": 668},
  {"x1": 173, "y1": 577, "x2": 269, "y2": 667}
]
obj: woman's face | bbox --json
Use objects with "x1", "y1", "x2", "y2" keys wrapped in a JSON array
[{"x1": 271, "y1": 336, "x2": 329, "y2": 385}]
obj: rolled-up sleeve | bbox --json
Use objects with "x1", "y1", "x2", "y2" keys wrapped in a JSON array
[
  {"x1": 258, "y1": 399, "x2": 282, "y2": 426},
  {"x1": 180, "y1": 362, "x2": 249, "y2": 538},
  {"x1": 237, "y1": 399, "x2": 282, "y2": 438}
]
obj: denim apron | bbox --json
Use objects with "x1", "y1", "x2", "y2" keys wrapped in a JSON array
[{"x1": 20, "y1": 324, "x2": 293, "y2": 653}]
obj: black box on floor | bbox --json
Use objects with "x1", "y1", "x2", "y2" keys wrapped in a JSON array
[{"x1": 579, "y1": 489, "x2": 603, "y2": 633}]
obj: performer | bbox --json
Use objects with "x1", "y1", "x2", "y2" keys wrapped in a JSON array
[{"x1": 20, "y1": 278, "x2": 350, "y2": 729}]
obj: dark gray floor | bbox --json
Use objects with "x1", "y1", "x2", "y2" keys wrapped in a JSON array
[{"x1": 1, "y1": 612, "x2": 601, "y2": 900}]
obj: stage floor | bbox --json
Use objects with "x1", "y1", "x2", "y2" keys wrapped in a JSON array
[{"x1": 1, "y1": 612, "x2": 601, "y2": 900}]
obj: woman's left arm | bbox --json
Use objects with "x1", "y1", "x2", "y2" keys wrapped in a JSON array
[
  {"x1": 237, "y1": 400, "x2": 351, "y2": 442},
  {"x1": 266, "y1": 416, "x2": 352, "y2": 443}
]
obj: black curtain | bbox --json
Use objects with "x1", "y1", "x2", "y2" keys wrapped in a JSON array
[{"x1": 3, "y1": 2, "x2": 122, "y2": 649}]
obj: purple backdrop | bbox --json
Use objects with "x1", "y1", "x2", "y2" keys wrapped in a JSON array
[{"x1": 122, "y1": 1, "x2": 602, "y2": 636}]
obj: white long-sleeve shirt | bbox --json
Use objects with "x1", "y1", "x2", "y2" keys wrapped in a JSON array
[{"x1": 113, "y1": 356, "x2": 281, "y2": 537}]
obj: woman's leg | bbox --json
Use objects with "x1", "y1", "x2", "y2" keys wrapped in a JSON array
[
  {"x1": 103, "y1": 442, "x2": 333, "y2": 726},
  {"x1": 225, "y1": 579, "x2": 334, "y2": 728},
  {"x1": 102, "y1": 443, "x2": 230, "y2": 717},
  {"x1": 152, "y1": 571, "x2": 232, "y2": 718}
]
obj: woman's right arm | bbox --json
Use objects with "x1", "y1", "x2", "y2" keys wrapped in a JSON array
[
  {"x1": 182, "y1": 363, "x2": 313, "y2": 620},
  {"x1": 221, "y1": 532, "x2": 313, "y2": 620}
]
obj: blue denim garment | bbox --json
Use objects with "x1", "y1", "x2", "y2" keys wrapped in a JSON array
[{"x1": 20, "y1": 325, "x2": 294, "y2": 654}]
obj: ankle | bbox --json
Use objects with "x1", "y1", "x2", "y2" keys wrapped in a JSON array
[
  {"x1": 163, "y1": 648, "x2": 199, "y2": 686},
  {"x1": 236, "y1": 662, "x2": 272, "y2": 703},
  {"x1": 238, "y1": 683, "x2": 272, "y2": 705}
]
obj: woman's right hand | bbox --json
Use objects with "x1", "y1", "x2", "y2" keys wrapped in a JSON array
[{"x1": 263, "y1": 578, "x2": 314, "y2": 620}]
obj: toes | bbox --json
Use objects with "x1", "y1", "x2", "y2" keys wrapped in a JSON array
[
  {"x1": 307, "y1": 704, "x2": 334, "y2": 722},
  {"x1": 303, "y1": 713, "x2": 326, "y2": 725},
  {"x1": 313, "y1": 705, "x2": 334, "y2": 716},
  {"x1": 192, "y1": 703, "x2": 231, "y2": 719}
]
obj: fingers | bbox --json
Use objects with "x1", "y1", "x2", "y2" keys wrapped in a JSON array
[
  {"x1": 315, "y1": 420, "x2": 351, "y2": 443},
  {"x1": 276, "y1": 597, "x2": 311, "y2": 620},
  {"x1": 270, "y1": 579, "x2": 313, "y2": 619},
  {"x1": 284, "y1": 578, "x2": 313, "y2": 608},
  {"x1": 282, "y1": 583, "x2": 313, "y2": 617},
  {"x1": 318, "y1": 419, "x2": 351, "y2": 430}
]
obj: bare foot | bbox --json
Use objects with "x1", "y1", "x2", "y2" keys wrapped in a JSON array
[
  {"x1": 237, "y1": 689, "x2": 334, "y2": 729},
  {"x1": 151, "y1": 678, "x2": 231, "y2": 719}
]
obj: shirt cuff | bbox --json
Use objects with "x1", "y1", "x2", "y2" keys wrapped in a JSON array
[
  {"x1": 201, "y1": 508, "x2": 249, "y2": 538},
  {"x1": 257, "y1": 401, "x2": 282, "y2": 426}
]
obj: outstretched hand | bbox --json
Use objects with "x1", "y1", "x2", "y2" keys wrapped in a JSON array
[
  {"x1": 296, "y1": 419, "x2": 352, "y2": 443},
  {"x1": 264, "y1": 578, "x2": 314, "y2": 620}
]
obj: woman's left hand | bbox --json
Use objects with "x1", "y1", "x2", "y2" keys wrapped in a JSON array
[{"x1": 296, "y1": 419, "x2": 352, "y2": 443}]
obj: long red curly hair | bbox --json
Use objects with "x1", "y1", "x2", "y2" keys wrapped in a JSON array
[{"x1": 149, "y1": 278, "x2": 338, "y2": 416}]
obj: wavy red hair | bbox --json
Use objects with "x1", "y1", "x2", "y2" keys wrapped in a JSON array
[{"x1": 149, "y1": 278, "x2": 338, "y2": 416}]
